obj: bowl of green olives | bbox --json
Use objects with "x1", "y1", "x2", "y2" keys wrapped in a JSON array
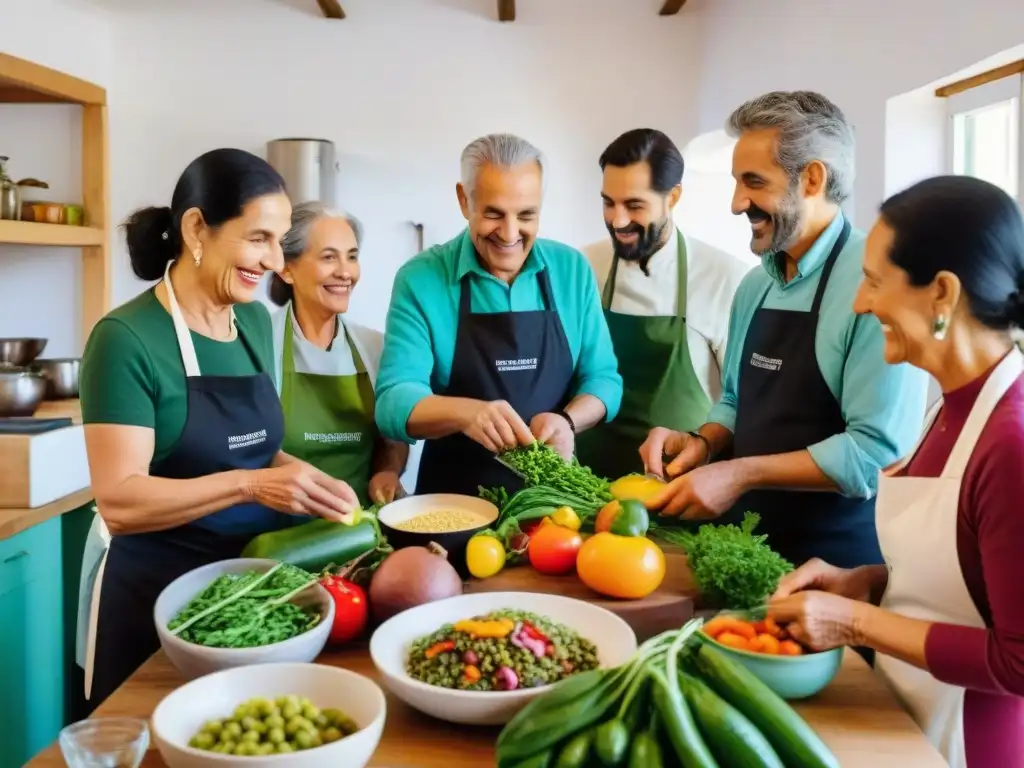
[{"x1": 151, "y1": 662, "x2": 385, "y2": 767}]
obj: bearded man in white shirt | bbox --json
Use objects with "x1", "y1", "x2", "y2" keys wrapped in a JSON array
[{"x1": 577, "y1": 128, "x2": 753, "y2": 480}]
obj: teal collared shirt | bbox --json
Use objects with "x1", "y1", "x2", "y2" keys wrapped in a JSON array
[
  {"x1": 707, "y1": 212, "x2": 929, "y2": 498},
  {"x1": 375, "y1": 229, "x2": 624, "y2": 443}
]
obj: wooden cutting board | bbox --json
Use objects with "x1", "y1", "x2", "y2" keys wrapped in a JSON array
[{"x1": 464, "y1": 546, "x2": 700, "y2": 641}]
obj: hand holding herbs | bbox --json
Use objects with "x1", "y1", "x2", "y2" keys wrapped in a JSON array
[
  {"x1": 496, "y1": 442, "x2": 612, "y2": 505},
  {"x1": 655, "y1": 512, "x2": 793, "y2": 610},
  {"x1": 168, "y1": 563, "x2": 323, "y2": 649}
]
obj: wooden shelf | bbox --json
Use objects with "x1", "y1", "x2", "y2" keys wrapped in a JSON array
[
  {"x1": 0, "y1": 53, "x2": 105, "y2": 105},
  {"x1": 0, "y1": 486, "x2": 93, "y2": 542},
  {"x1": 0, "y1": 220, "x2": 104, "y2": 247}
]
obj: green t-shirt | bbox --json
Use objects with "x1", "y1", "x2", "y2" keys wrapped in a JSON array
[{"x1": 80, "y1": 289, "x2": 276, "y2": 463}]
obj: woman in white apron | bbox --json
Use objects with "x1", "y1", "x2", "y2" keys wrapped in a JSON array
[
  {"x1": 767, "y1": 175, "x2": 1024, "y2": 768},
  {"x1": 268, "y1": 202, "x2": 409, "y2": 505},
  {"x1": 75, "y1": 150, "x2": 358, "y2": 711}
]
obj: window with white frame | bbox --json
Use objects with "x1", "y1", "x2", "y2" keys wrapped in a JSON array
[{"x1": 945, "y1": 70, "x2": 1023, "y2": 206}]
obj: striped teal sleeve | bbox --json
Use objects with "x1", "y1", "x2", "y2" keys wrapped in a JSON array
[
  {"x1": 374, "y1": 263, "x2": 437, "y2": 444},
  {"x1": 570, "y1": 260, "x2": 623, "y2": 421},
  {"x1": 806, "y1": 314, "x2": 929, "y2": 498}
]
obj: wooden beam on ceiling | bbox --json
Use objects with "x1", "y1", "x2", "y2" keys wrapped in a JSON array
[
  {"x1": 498, "y1": 0, "x2": 515, "y2": 22},
  {"x1": 316, "y1": 0, "x2": 346, "y2": 19},
  {"x1": 935, "y1": 58, "x2": 1024, "y2": 98},
  {"x1": 659, "y1": 0, "x2": 687, "y2": 15}
]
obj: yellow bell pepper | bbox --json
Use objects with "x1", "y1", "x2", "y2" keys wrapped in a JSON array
[
  {"x1": 551, "y1": 506, "x2": 581, "y2": 531},
  {"x1": 454, "y1": 618, "x2": 515, "y2": 638}
]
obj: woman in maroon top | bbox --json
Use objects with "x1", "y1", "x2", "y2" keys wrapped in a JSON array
[{"x1": 769, "y1": 175, "x2": 1024, "y2": 768}]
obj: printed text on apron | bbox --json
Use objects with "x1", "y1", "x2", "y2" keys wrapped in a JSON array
[
  {"x1": 85, "y1": 261, "x2": 286, "y2": 707},
  {"x1": 415, "y1": 268, "x2": 575, "y2": 496},
  {"x1": 576, "y1": 230, "x2": 711, "y2": 480},
  {"x1": 727, "y1": 220, "x2": 882, "y2": 569}
]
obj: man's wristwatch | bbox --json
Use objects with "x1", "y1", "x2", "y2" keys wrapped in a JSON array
[
  {"x1": 555, "y1": 410, "x2": 577, "y2": 434},
  {"x1": 687, "y1": 430, "x2": 712, "y2": 466}
]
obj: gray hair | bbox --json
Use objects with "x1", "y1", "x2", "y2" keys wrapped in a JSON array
[
  {"x1": 268, "y1": 200, "x2": 364, "y2": 306},
  {"x1": 726, "y1": 91, "x2": 856, "y2": 205},
  {"x1": 281, "y1": 200, "x2": 363, "y2": 261},
  {"x1": 460, "y1": 133, "x2": 546, "y2": 201}
]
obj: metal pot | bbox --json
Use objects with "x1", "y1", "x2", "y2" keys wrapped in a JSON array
[
  {"x1": 0, "y1": 366, "x2": 47, "y2": 417},
  {"x1": 0, "y1": 337, "x2": 47, "y2": 366},
  {"x1": 32, "y1": 357, "x2": 81, "y2": 399}
]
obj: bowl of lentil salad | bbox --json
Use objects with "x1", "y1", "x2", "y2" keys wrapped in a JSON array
[
  {"x1": 376, "y1": 494, "x2": 499, "y2": 578},
  {"x1": 369, "y1": 592, "x2": 637, "y2": 725}
]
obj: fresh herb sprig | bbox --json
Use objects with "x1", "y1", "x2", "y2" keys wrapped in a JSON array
[
  {"x1": 497, "y1": 442, "x2": 613, "y2": 505},
  {"x1": 653, "y1": 512, "x2": 793, "y2": 610},
  {"x1": 168, "y1": 563, "x2": 322, "y2": 649}
]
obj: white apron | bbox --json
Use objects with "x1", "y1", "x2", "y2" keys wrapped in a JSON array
[
  {"x1": 875, "y1": 348, "x2": 1024, "y2": 768},
  {"x1": 76, "y1": 262, "x2": 236, "y2": 700}
]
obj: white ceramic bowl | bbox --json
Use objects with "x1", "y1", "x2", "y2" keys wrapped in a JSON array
[
  {"x1": 151, "y1": 662, "x2": 385, "y2": 768},
  {"x1": 154, "y1": 558, "x2": 334, "y2": 681},
  {"x1": 369, "y1": 591, "x2": 638, "y2": 726}
]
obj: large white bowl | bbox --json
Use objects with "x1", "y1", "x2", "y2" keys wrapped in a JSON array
[
  {"x1": 369, "y1": 591, "x2": 638, "y2": 726},
  {"x1": 151, "y1": 662, "x2": 385, "y2": 768},
  {"x1": 154, "y1": 558, "x2": 334, "y2": 680}
]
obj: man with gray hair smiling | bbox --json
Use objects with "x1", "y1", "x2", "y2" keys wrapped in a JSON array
[
  {"x1": 375, "y1": 133, "x2": 622, "y2": 495},
  {"x1": 642, "y1": 92, "x2": 929, "y2": 571}
]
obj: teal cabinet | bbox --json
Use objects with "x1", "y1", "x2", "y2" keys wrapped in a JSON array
[{"x1": 0, "y1": 516, "x2": 65, "y2": 768}]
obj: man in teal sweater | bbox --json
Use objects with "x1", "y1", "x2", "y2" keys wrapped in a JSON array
[
  {"x1": 642, "y1": 92, "x2": 929, "y2": 570},
  {"x1": 375, "y1": 133, "x2": 623, "y2": 495}
]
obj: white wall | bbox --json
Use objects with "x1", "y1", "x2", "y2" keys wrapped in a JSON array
[
  {"x1": 99, "y1": 0, "x2": 702, "y2": 333},
  {"x1": 0, "y1": 0, "x2": 113, "y2": 356},
  {"x1": 691, "y1": 0, "x2": 1024, "y2": 229}
]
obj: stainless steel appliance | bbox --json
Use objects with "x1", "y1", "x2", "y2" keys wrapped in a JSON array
[{"x1": 266, "y1": 138, "x2": 338, "y2": 207}]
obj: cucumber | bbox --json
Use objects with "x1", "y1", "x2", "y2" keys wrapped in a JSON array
[
  {"x1": 694, "y1": 644, "x2": 840, "y2": 768},
  {"x1": 554, "y1": 729, "x2": 593, "y2": 768},
  {"x1": 241, "y1": 518, "x2": 378, "y2": 572},
  {"x1": 679, "y1": 671, "x2": 783, "y2": 768}
]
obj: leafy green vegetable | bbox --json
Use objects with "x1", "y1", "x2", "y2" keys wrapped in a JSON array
[
  {"x1": 168, "y1": 563, "x2": 322, "y2": 648},
  {"x1": 497, "y1": 442, "x2": 613, "y2": 505},
  {"x1": 653, "y1": 512, "x2": 792, "y2": 610}
]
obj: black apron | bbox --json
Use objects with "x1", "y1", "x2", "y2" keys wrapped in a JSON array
[
  {"x1": 727, "y1": 220, "x2": 883, "y2": 570},
  {"x1": 415, "y1": 267, "x2": 575, "y2": 496},
  {"x1": 88, "y1": 265, "x2": 287, "y2": 707}
]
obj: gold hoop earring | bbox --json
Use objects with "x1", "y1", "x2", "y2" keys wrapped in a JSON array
[{"x1": 933, "y1": 314, "x2": 948, "y2": 341}]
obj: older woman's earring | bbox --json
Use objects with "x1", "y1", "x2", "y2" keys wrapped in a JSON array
[
  {"x1": 193, "y1": 246, "x2": 202, "y2": 267},
  {"x1": 933, "y1": 314, "x2": 948, "y2": 340}
]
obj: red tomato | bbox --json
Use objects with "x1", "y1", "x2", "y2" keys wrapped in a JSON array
[
  {"x1": 527, "y1": 523, "x2": 582, "y2": 576},
  {"x1": 320, "y1": 575, "x2": 369, "y2": 645}
]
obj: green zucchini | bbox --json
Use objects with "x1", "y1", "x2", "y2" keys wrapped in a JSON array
[
  {"x1": 679, "y1": 671, "x2": 783, "y2": 768},
  {"x1": 241, "y1": 518, "x2": 378, "y2": 572},
  {"x1": 694, "y1": 644, "x2": 840, "y2": 768},
  {"x1": 650, "y1": 669, "x2": 718, "y2": 768}
]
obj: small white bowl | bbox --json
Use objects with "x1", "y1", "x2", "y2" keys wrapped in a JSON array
[
  {"x1": 151, "y1": 662, "x2": 385, "y2": 768},
  {"x1": 369, "y1": 591, "x2": 638, "y2": 726},
  {"x1": 154, "y1": 558, "x2": 334, "y2": 681}
]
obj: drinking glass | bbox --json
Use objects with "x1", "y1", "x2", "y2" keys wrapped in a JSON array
[{"x1": 58, "y1": 717, "x2": 149, "y2": 768}]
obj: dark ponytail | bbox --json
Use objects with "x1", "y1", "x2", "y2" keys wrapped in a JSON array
[
  {"x1": 122, "y1": 148, "x2": 286, "y2": 282},
  {"x1": 880, "y1": 175, "x2": 1024, "y2": 331},
  {"x1": 268, "y1": 274, "x2": 293, "y2": 306}
]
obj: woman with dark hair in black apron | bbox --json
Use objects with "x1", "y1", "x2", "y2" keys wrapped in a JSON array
[{"x1": 76, "y1": 149, "x2": 358, "y2": 709}]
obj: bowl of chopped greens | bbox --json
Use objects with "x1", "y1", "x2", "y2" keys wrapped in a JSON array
[
  {"x1": 151, "y1": 662, "x2": 384, "y2": 767},
  {"x1": 369, "y1": 591, "x2": 637, "y2": 725},
  {"x1": 154, "y1": 559, "x2": 334, "y2": 681}
]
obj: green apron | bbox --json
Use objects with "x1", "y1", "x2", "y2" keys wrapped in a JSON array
[
  {"x1": 280, "y1": 312, "x2": 378, "y2": 506},
  {"x1": 575, "y1": 231, "x2": 711, "y2": 480}
]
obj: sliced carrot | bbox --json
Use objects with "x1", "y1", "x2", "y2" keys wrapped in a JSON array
[
  {"x1": 724, "y1": 619, "x2": 757, "y2": 641},
  {"x1": 716, "y1": 631, "x2": 750, "y2": 650},
  {"x1": 747, "y1": 635, "x2": 764, "y2": 653},
  {"x1": 779, "y1": 639, "x2": 804, "y2": 656},
  {"x1": 702, "y1": 617, "x2": 734, "y2": 638},
  {"x1": 756, "y1": 633, "x2": 780, "y2": 655}
]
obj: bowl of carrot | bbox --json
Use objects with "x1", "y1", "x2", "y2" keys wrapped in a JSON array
[{"x1": 698, "y1": 614, "x2": 842, "y2": 700}]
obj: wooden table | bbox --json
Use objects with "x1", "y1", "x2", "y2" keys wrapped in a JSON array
[{"x1": 29, "y1": 645, "x2": 946, "y2": 767}]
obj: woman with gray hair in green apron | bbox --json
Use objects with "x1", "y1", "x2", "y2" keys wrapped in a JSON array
[{"x1": 268, "y1": 201, "x2": 409, "y2": 505}]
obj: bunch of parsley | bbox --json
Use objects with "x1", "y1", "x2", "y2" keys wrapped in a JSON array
[{"x1": 655, "y1": 512, "x2": 793, "y2": 610}]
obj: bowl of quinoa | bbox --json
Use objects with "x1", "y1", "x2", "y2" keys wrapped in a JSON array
[{"x1": 369, "y1": 592, "x2": 637, "y2": 725}]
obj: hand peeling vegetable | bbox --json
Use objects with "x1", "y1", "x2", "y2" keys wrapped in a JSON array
[{"x1": 168, "y1": 563, "x2": 322, "y2": 649}]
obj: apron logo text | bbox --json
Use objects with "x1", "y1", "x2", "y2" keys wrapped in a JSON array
[
  {"x1": 304, "y1": 431, "x2": 363, "y2": 444},
  {"x1": 227, "y1": 429, "x2": 268, "y2": 450},
  {"x1": 750, "y1": 352, "x2": 783, "y2": 372},
  {"x1": 495, "y1": 357, "x2": 539, "y2": 372}
]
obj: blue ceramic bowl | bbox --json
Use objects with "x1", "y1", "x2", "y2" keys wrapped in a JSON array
[{"x1": 699, "y1": 629, "x2": 843, "y2": 700}]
